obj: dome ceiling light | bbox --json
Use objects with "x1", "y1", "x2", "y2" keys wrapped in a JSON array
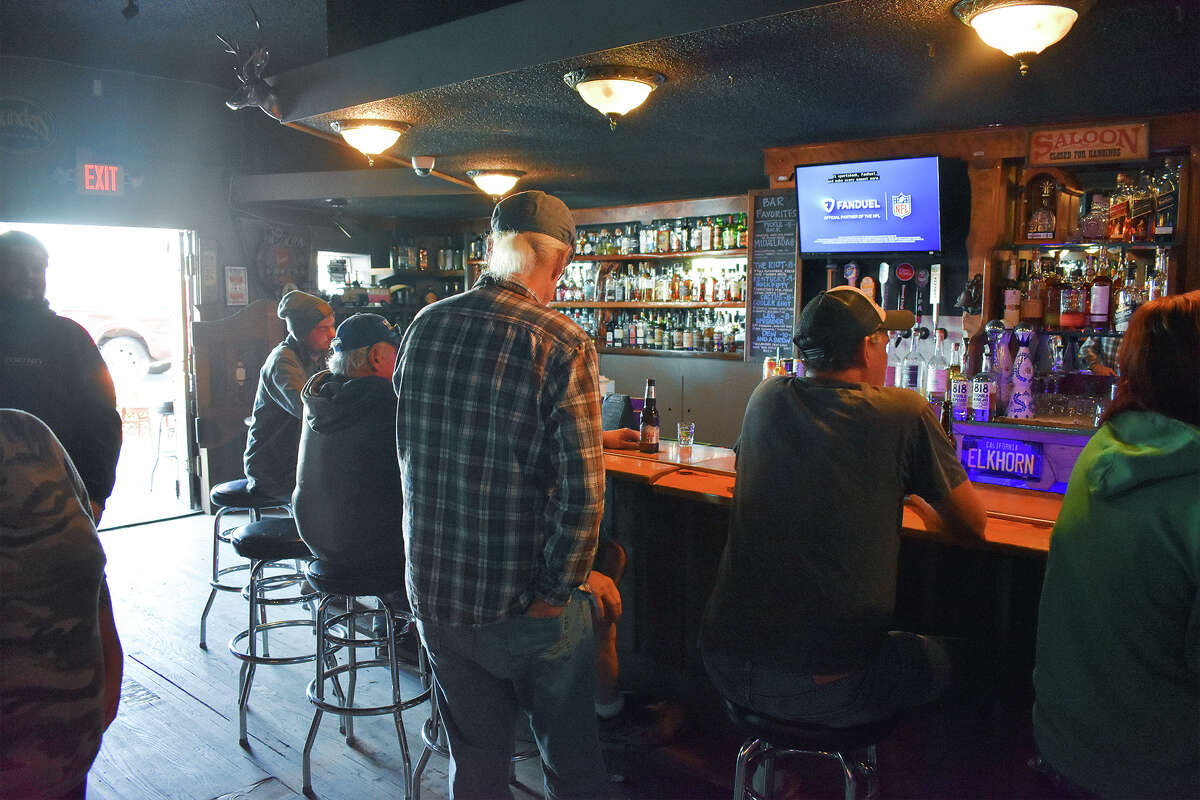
[
  {"x1": 467, "y1": 169, "x2": 525, "y2": 196},
  {"x1": 563, "y1": 66, "x2": 666, "y2": 129},
  {"x1": 953, "y1": 0, "x2": 1092, "y2": 76},
  {"x1": 330, "y1": 120, "x2": 412, "y2": 166}
]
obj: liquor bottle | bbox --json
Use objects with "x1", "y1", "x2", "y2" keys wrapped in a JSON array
[
  {"x1": 884, "y1": 336, "x2": 900, "y2": 388},
  {"x1": 1019, "y1": 259, "x2": 1044, "y2": 326},
  {"x1": 737, "y1": 213, "x2": 749, "y2": 249},
  {"x1": 682, "y1": 312, "x2": 695, "y2": 351},
  {"x1": 603, "y1": 317, "x2": 614, "y2": 349},
  {"x1": 699, "y1": 217, "x2": 713, "y2": 251},
  {"x1": 939, "y1": 397, "x2": 954, "y2": 440},
  {"x1": 611, "y1": 314, "x2": 624, "y2": 348},
  {"x1": 712, "y1": 216, "x2": 725, "y2": 251},
  {"x1": 639, "y1": 379, "x2": 660, "y2": 453},
  {"x1": 1026, "y1": 177, "x2": 1057, "y2": 240},
  {"x1": 1113, "y1": 258, "x2": 1143, "y2": 333},
  {"x1": 1106, "y1": 173, "x2": 1133, "y2": 241},
  {"x1": 723, "y1": 215, "x2": 738, "y2": 250},
  {"x1": 1125, "y1": 171, "x2": 1155, "y2": 243},
  {"x1": 970, "y1": 337, "x2": 997, "y2": 423},
  {"x1": 1088, "y1": 255, "x2": 1113, "y2": 331},
  {"x1": 1006, "y1": 323, "x2": 1036, "y2": 419},
  {"x1": 1147, "y1": 247, "x2": 1170, "y2": 301},
  {"x1": 1153, "y1": 158, "x2": 1179, "y2": 243},
  {"x1": 900, "y1": 330, "x2": 926, "y2": 394},
  {"x1": 1058, "y1": 268, "x2": 1088, "y2": 330},
  {"x1": 1001, "y1": 256, "x2": 1021, "y2": 328},
  {"x1": 925, "y1": 329, "x2": 950, "y2": 403},
  {"x1": 1041, "y1": 256, "x2": 1061, "y2": 329},
  {"x1": 990, "y1": 320, "x2": 1014, "y2": 410},
  {"x1": 1078, "y1": 192, "x2": 1109, "y2": 241},
  {"x1": 950, "y1": 336, "x2": 972, "y2": 422}
]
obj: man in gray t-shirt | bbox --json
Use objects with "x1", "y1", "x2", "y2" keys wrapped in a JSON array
[{"x1": 702, "y1": 286, "x2": 986, "y2": 727}]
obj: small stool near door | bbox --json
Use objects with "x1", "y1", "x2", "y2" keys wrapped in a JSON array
[
  {"x1": 723, "y1": 700, "x2": 896, "y2": 800},
  {"x1": 199, "y1": 478, "x2": 291, "y2": 649},
  {"x1": 301, "y1": 559, "x2": 432, "y2": 800}
]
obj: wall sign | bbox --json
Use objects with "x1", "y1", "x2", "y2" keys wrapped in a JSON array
[
  {"x1": 0, "y1": 97, "x2": 55, "y2": 152},
  {"x1": 747, "y1": 189, "x2": 799, "y2": 360},
  {"x1": 77, "y1": 162, "x2": 124, "y2": 195},
  {"x1": 961, "y1": 435, "x2": 1044, "y2": 482},
  {"x1": 1028, "y1": 122, "x2": 1149, "y2": 166},
  {"x1": 225, "y1": 266, "x2": 249, "y2": 306}
]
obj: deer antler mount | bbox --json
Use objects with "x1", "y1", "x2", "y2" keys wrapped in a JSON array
[{"x1": 215, "y1": 4, "x2": 281, "y2": 121}]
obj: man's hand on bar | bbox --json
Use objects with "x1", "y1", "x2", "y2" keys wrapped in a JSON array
[
  {"x1": 603, "y1": 428, "x2": 640, "y2": 450},
  {"x1": 585, "y1": 570, "x2": 622, "y2": 624}
]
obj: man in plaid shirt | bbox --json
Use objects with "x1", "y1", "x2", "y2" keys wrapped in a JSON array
[{"x1": 395, "y1": 190, "x2": 609, "y2": 799}]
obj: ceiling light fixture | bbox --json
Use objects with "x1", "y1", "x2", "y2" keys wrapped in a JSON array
[
  {"x1": 467, "y1": 169, "x2": 525, "y2": 196},
  {"x1": 330, "y1": 120, "x2": 412, "y2": 166},
  {"x1": 563, "y1": 66, "x2": 665, "y2": 129},
  {"x1": 953, "y1": 0, "x2": 1092, "y2": 76}
]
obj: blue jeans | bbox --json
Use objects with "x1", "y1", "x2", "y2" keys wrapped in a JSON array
[
  {"x1": 416, "y1": 593, "x2": 608, "y2": 800},
  {"x1": 704, "y1": 631, "x2": 952, "y2": 728}
]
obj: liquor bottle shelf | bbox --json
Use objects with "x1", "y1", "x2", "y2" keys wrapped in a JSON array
[
  {"x1": 599, "y1": 347, "x2": 744, "y2": 360},
  {"x1": 387, "y1": 269, "x2": 466, "y2": 278},
  {"x1": 574, "y1": 248, "x2": 747, "y2": 262},
  {"x1": 999, "y1": 240, "x2": 1176, "y2": 251},
  {"x1": 549, "y1": 301, "x2": 746, "y2": 309}
]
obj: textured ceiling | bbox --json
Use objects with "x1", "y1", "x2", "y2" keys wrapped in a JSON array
[{"x1": 4, "y1": 0, "x2": 1199, "y2": 224}]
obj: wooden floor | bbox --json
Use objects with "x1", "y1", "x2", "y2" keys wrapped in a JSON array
[{"x1": 88, "y1": 514, "x2": 1061, "y2": 800}]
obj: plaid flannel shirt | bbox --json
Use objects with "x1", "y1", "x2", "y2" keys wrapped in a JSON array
[{"x1": 394, "y1": 272, "x2": 604, "y2": 625}]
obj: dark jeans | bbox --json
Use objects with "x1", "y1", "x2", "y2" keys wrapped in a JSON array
[
  {"x1": 704, "y1": 631, "x2": 952, "y2": 728},
  {"x1": 416, "y1": 593, "x2": 608, "y2": 800}
]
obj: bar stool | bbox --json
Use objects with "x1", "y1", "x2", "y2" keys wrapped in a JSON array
[
  {"x1": 227, "y1": 518, "x2": 319, "y2": 746},
  {"x1": 301, "y1": 559, "x2": 432, "y2": 799},
  {"x1": 723, "y1": 700, "x2": 896, "y2": 800},
  {"x1": 199, "y1": 478, "x2": 291, "y2": 649}
]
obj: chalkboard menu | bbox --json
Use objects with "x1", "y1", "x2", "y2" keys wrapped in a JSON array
[{"x1": 747, "y1": 189, "x2": 799, "y2": 360}]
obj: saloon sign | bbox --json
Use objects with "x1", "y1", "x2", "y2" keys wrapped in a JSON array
[
  {"x1": 1028, "y1": 122, "x2": 1149, "y2": 166},
  {"x1": 0, "y1": 97, "x2": 56, "y2": 152}
]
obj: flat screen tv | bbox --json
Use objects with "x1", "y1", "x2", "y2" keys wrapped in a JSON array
[{"x1": 794, "y1": 156, "x2": 942, "y2": 254}]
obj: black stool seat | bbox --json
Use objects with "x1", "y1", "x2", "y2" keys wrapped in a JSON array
[
  {"x1": 305, "y1": 558, "x2": 407, "y2": 600},
  {"x1": 232, "y1": 518, "x2": 312, "y2": 561},
  {"x1": 724, "y1": 700, "x2": 897, "y2": 753},
  {"x1": 210, "y1": 478, "x2": 289, "y2": 509}
]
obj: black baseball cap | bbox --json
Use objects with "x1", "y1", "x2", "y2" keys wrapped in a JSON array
[
  {"x1": 793, "y1": 286, "x2": 915, "y2": 361},
  {"x1": 331, "y1": 313, "x2": 402, "y2": 353},
  {"x1": 490, "y1": 190, "x2": 576, "y2": 248}
]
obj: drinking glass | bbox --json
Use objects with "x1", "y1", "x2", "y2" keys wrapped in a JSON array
[{"x1": 677, "y1": 421, "x2": 695, "y2": 447}]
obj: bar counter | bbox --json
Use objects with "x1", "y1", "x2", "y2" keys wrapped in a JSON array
[
  {"x1": 603, "y1": 441, "x2": 1057, "y2": 699},
  {"x1": 604, "y1": 443, "x2": 1057, "y2": 554}
]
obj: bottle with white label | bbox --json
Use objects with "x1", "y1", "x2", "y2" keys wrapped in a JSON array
[
  {"x1": 900, "y1": 330, "x2": 926, "y2": 394},
  {"x1": 949, "y1": 338, "x2": 971, "y2": 422},
  {"x1": 885, "y1": 336, "x2": 900, "y2": 387},
  {"x1": 971, "y1": 341, "x2": 997, "y2": 423},
  {"x1": 925, "y1": 329, "x2": 950, "y2": 403}
]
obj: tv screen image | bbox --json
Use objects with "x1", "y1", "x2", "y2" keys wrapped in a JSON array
[{"x1": 794, "y1": 156, "x2": 942, "y2": 254}]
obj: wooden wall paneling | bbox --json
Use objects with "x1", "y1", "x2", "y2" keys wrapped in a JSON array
[{"x1": 965, "y1": 161, "x2": 1011, "y2": 347}]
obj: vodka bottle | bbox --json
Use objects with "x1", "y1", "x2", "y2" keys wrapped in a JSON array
[
  {"x1": 950, "y1": 335, "x2": 972, "y2": 422},
  {"x1": 925, "y1": 329, "x2": 950, "y2": 403},
  {"x1": 885, "y1": 336, "x2": 900, "y2": 387},
  {"x1": 900, "y1": 330, "x2": 926, "y2": 394}
]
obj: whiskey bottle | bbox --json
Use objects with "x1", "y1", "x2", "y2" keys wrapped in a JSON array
[
  {"x1": 1088, "y1": 255, "x2": 1114, "y2": 331},
  {"x1": 1106, "y1": 173, "x2": 1133, "y2": 241},
  {"x1": 1152, "y1": 158, "x2": 1179, "y2": 243},
  {"x1": 1125, "y1": 171, "x2": 1155, "y2": 243},
  {"x1": 1079, "y1": 192, "x2": 1109, "y2": 241},
  {"x1": 1001, "y1": 256, "x2": 1021, "y2": 328},
  {"x1": 1041, "y1": 256, "x2": 1062, "y2": 329},
  {"x1": 1020, "y1": 258, "x2": 1045, "y2": 326},
  {"x1": 1026, "y1": 178, "x2": 1057, "y2": 240}
]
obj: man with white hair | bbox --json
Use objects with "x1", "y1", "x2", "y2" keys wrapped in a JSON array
[
  {"x1": 395, "y1": 190, "x2": 611, "y2": 799},
  {"x1": 293, "y1": 313, "x2": 405, "y2": 575}
]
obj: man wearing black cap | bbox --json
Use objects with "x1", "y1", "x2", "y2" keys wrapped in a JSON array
[
  {"x1": 243, "y1": 289, "x2": 334, "y2": 500},
  {"x1": 293, "y1": 313, "x2": 405, "y2": 574},
  {"x1": 395, "y1": 190, "x2": 611, "y2": 798},
  {"x1": 701, "y1": 286, "x2": 986, "y2": 728}
]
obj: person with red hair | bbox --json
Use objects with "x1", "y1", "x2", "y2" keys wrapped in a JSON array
[{"x1": 1033, "y1": 290, "x2": 1200, "y2": 799}]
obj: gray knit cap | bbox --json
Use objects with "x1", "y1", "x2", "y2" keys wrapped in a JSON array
[{"x1": 277, "y1": 290, "x2": 333, "y2": 339}]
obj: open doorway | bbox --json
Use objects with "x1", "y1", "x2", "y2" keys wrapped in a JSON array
[{"x1": 0, "y1": 222, "x2": 196, "y2": 529}]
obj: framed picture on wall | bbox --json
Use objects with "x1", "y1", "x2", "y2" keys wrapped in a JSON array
[{"x1": 225, "y1": 265, "x2": 249, "y2": 306}]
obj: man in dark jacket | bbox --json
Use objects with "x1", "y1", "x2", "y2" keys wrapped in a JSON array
[
  {"x1": 293, "y1": 313, "x2": 404, "y2": 571},
  {"x1": 243, "y1": 289, "x2": 334, "y2": 500},
  {"x1": 0, "y1": 231, "x2": 122, "y2": 521}
]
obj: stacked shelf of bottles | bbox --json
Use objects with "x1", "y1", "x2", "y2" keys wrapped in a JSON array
[{"x1": 575, "y1": 213, "x2": 749, "y2": 256}]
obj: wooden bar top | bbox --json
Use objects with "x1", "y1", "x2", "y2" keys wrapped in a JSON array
[{"x1": 604, "y1": 445, "x2": 1058, "y2": 556}]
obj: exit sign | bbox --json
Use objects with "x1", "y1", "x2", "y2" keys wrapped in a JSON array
[{"x1": 77, "y1": 162, "x2": 124, "y2": 195}]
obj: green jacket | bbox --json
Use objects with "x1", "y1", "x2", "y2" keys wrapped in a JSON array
[{"x1": 1034, "y1": 410, "x2": 1200, "y2": 799}]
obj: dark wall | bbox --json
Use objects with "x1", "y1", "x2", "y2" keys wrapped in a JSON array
[{"x1": 325, "y1": 0, "x2": 522, "y2": 56}]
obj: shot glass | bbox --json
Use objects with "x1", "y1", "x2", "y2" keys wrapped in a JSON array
[{"x1": 677, "y1": 421, "x2": 695, "y2": 447}]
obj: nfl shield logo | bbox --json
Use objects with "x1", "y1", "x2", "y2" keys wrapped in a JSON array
[
  {"x1": 822, "y1": 198, "x2": 835, "y2": 213},
  {"x1": 891, "y1": 194, "x2": 912, "y2": 219}
]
